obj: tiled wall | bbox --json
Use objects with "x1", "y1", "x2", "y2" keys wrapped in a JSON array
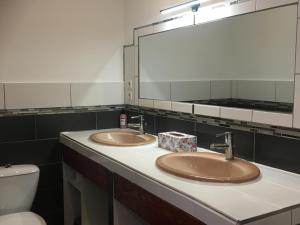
[
  {"x1": 0, "y1": 83, "x2": 124, "y2": 110},
  {"x1": 139, "y1": 80, "x2": 295, "y2": 103},
  {"x1": 1, "y1": 103, "x2": 299, "y2": 225},
  {"x1": 126, "y1": 106, "x2": 300, "y2": 174},
  {"x1": 0, "y1": 106, "x2": 123, "y2": 225}
]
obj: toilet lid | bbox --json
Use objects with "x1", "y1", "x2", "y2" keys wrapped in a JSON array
[{"x1": 0, "y1": 212, "x2": 46, "y2": 225}]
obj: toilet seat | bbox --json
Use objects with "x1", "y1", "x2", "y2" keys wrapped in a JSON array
[{"x1": 0, "y1": 212, "x2": 46, "y2": 225}]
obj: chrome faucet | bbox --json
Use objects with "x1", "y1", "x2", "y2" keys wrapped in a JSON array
[
  {"x1": 210, "y1": 132, "x2": 234, "y2": 160},
  {"x1": 128, "y1": 115, "x2": 144, "y2": 134}
]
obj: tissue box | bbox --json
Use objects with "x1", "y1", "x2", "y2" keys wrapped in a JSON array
[{"x1": 158, "y1": 131, "x2": 197, "y2": 152}]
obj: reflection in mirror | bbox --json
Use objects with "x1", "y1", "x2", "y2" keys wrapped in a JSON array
[{"x1": 139, "y1": 5, "x2": 297, "y2": 113}]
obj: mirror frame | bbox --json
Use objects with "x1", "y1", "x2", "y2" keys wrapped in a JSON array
[{"x1": 126, "y1": 0, "x2": 299, "y2": 128}]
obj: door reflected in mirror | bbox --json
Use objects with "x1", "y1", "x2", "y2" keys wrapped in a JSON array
[{"x1": 139, "y1": 5, "x2": 297, "y2": 113}]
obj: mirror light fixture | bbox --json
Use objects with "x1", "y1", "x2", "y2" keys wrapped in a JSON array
[{"x1": 160, "y1": 0, "x2": 210, "y2": 15}]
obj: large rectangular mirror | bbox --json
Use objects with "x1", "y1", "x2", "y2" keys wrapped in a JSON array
[{"x1": 139, "y1": 5, "x2": 297, "y2": 113}]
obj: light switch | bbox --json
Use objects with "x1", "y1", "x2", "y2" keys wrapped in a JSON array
[{"x1": 127, "y1": 80, "x2": 133, "y2": 89}]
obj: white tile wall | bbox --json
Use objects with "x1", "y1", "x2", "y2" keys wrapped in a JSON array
[
  {"x1": 195, "y1": 0, "x2": 255, "y2": 25},
  {"x1": 153, "y1": 14, "x2": 194, "y2": 33},
  {"x1": 194, "y1": 104, "x2": 220, "y2": 118},
  {"x1": 195, "y1": 2, "x2": 228, "y2": 25},
  {"x1": 237, "y1": 81, "x2": 276, "y2": 102},
  {"x1": 5, "y1": 83, "x2": 71, "y2": 109},
  {"x1": 228, "y1": 0, "x2": 256, "y2": 16},
  {"x1": 275, "y1": 81, "x2": 294, "y2": 103},
  {"x1": 296, "y1": 19, "x2": 300, "y2": 73},
  {"x1": 154, "y1": 100, "x2": 172, "y2": 111},
  {"x1": 125, "y1": 89, "x2": 135, "y2": 105},
  {"x1": 134, "y1": 77, "x2": 139, "y2": 105},
  {"x1": 140, "y1": 82, "x2": 171, "y2": 100},
  {"x1": 171, "y1": 102, "x2": 193, "y2": 114},
  {"x1": 231, "y1": 81, "x2": 239, "y2": 98},
  {"x1": 211, "y1": 80, "x2": 231, "y2": 99},
  {"x1": 293, "y1": 75, "x2": 300, "y2": 128},
  {"x1": 134, "y1": 26, "x2": 154, "y2": 46},
  {"x1": 256, "y1": 0, "x2": 297, "y2": 11},
  {"x1": 171, "y1": 81, "x2": 210, "y2": 102},
  {"x1": 134, "y1": 46, "x2": 139, "y2": 77},
  {"x1": 292, "y1": 206, "x2": 300, "y2": 225},
  {"x1": 221, "y1": 107, "x2": 252, "y2": 122},
  {"x1": 71, "y1": 83, "x2": 124, "y2": 107},
  {"x1": 124, "y1": 46, "x2": 135, "y2": 81},
  {"x1": 124, "y1": 46, "x2": 135, "y2": 105},
  {"x1": 0, "y1": 84, "x2": 4, "y2": 109},
  {"x1": 252, "y1": 111, "x2": 293, "y2": 127},
  {"x1": 138, "y1": 99, "x2": 154, "y2": 108}
]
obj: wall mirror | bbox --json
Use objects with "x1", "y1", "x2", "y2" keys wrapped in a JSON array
[{"x1": 139, "y1": 5, "x2": 297, "y2": 113}]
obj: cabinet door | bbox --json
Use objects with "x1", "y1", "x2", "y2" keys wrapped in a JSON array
[
  {"x1": 114, "y1": 174, "x2": 206, "y2": 225},
  {"x1": 292, "y1": 207, "x2": 300, "y2": 225},
  {"x1": 63, "y1": 145, "x2": 109, "y2": 191},
  {"x1": 244, "y1": 211, "x2": 291, "y2": 225}
]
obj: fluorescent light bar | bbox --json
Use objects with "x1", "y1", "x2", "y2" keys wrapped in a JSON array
[{"x1": 160, "y1": 0, "x2": 209, "y2": 15}]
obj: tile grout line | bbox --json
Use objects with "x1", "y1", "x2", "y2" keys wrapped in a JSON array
[
  {"x1": 0, "y1": 137, "x2": 59, "y2": 145},
  {"x1": 34, "y1": 115, "x2": 38, "y2": 139},
  {"x1": 69, "y1": 83, "x2": 72, "y2": 107},
  {"x1": 3, "y1": 84, "x2": 6, "y2": 110},
  {"x1": 292, "y1": 15, "x2": 299, "y2": 127},
  {"x1": 96, "y1": 112, "x2": 99, "y2": 129}
]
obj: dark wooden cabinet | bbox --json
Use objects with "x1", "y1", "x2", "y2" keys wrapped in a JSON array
[
  {"x1": 63, "y1": 146, "x2": 114, "y2": 225},
  {"x1": 63, "y1": 146, "x2": 109, "y2": 191},
  {"x1": 114, "y1": 174, "x2": 206, "y2": 225},
  {"x1": 63, "y1": 146, "x2": 206, "y2": 225}
]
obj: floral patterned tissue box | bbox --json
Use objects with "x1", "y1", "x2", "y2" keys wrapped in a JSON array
[{"x1": 158, "y1": 131, "x2": 197, "y2": 152}]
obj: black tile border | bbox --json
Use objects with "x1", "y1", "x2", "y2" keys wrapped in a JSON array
[
  {"x1": 0, "y1": 105, "x2": 125, "y2": 117},
  {"x1": 0, "y1": 104, "x2": 299, "y2": 173},
  {"x1": 1, "y1": 103, "x2": 300, "y2": 141},
  {"x1": 125, "y1": 105, "x2": 300, "y2": 140}
]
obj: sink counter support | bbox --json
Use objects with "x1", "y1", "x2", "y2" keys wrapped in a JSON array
[{"x1": 63, "y1": 146, "x2": 114, "y2": 225}]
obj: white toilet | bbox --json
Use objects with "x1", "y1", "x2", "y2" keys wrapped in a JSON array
[{"x1": 0, "y1": 165, "x2": 47, "y2": 225}]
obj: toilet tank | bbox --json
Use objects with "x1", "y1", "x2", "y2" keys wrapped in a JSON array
[{"x1": 0, "y1": 165, "x2": 39, "y2": 215}]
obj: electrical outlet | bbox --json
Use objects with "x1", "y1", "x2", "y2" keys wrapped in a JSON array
[
  {"x1": 128, "y1": 92, "x2": 133, "y2": 101},
  {"x1": 127, "y1": 80, "x2": 133, "y2": 89}
]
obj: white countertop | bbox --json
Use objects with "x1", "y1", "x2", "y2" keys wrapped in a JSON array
[{"x1": 60, "y1": 129, "x2": 300, "y2": 225}]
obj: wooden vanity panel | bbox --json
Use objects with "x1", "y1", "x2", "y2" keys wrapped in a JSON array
[
  {"x1": 63, "y1": 146, "x2": 109, "y2": 191},
  {"x1": 114, "y1": 174, "x2": 206, "y2": 225}
]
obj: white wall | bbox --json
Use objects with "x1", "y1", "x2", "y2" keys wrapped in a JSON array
[
  {"x1": 0, "y1": 0, "x2": 125, "y2": 82},
  {"x1": 124, "y1": 0, "x2": 188, "y2": 44}
]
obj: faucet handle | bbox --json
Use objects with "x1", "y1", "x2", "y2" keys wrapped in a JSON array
[
  {"x1": 216, "y1": 131, "x2": 231, "y2": 138},
  {"x1": 210, "y1": 143, "x2": 229, "y2": 150},
  {"x1": 131, "y1": 115, "x2": 144, "y2": 120}
]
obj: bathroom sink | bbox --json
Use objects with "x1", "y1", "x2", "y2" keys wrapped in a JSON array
[
  {"x1": 90, "y1": 129, "x2": 156, "y2": 146},
  {"x1": 156, "y1": 152, "x2": 260, "y2": 183}
]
